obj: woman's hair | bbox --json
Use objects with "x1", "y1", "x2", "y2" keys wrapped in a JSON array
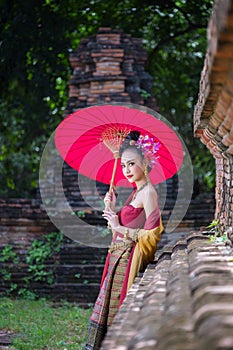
[
  {"x1": 119, "y1": 130, "x2": 143, "y2": 158},
  {"x1": 119, "y1": 130, "x2": 160, "y2": 173},
  {"x1": 119, "y1": 131, "x2": 154, "y2": 173}
]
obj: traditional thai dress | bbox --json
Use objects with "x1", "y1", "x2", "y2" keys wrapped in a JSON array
[{"x1": 85, "y1": 191, "x2": 164, "y2": 350}]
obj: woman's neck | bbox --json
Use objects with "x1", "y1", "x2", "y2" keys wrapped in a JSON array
[{"x1": 135, "y1": 177, "x2": 148, "y2": 190}]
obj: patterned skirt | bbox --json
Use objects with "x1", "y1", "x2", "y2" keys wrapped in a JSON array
[{"x1": 85, "y1": 243, "x2": 134, "y2": 350}]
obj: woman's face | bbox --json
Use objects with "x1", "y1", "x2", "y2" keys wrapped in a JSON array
[{"x1": 121, "y1": 148, "x2": 145, "y2": 183}]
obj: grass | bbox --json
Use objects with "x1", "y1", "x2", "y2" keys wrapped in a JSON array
[{"x1": 0, "y1": 297, "x2": 92, "y2": 349}]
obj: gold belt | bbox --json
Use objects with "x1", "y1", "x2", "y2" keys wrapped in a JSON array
[{"x1": 108, "y1": 240, "x2": 135, "y2": 253}]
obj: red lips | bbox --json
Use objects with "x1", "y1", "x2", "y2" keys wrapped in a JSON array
[{"x1": 127, "y1": 175, "x2": 133, "y2": 179}]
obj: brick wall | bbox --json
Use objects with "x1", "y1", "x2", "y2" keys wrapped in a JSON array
[
  {"x1": 215, "y1": 157, "x2": 233, "y2": 229},
  {"x1": 0, "y1": 198, "x2": 107, "y2": 304},
  {"x1": 194, "y1": 0, "x2": 233, "y2": 232}
]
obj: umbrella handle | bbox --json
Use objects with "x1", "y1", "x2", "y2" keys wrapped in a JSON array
[
  {"x1": 109, "y1": 156, "x2": 118, "y2": 193},
  {"x1": 105, "y1": 155, "x2": 118, "y2": 210}
]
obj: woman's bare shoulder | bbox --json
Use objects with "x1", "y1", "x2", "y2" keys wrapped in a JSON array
[
  {"x1": 147, "y1": 183, "x2": 158, "y2": 198},
  {"x1": 141, "y1": 183, "x2": 158, "y2": 214}
]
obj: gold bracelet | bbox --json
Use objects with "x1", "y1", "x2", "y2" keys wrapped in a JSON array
[{"x1": 124, "y1": 228, "x2": 129, "y2": 240}]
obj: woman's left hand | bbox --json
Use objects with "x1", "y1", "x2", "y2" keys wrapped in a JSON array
[{"x1": 102, "y1": 208, "x2": 119, "y2": 230}]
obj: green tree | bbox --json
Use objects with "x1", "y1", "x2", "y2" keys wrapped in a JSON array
[{"x1": 0, "y1": 0, "x2": 214, "y2": 197}]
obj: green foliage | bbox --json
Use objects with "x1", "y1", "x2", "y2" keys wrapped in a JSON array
[
  {"x1": 26, "y1": 232, "x2": 62, "y2": 284},
  {"x1": 0, "y1": 297, "x2": 92, "y2": 349},
  {"x1": 207, "y1": 219, "x2": 228, "y2": 243},
  {"x1": 0, "y1": 232, "x2": 63, "y2": 298},
  {"x1": 0, "y1": 0, "x2": 214, "y2": 196},
  {"x1": 0, "y1": 245, "x2": 20, "y2": 295},
  {"x1": 140, "y1": 89, "x2": 151, "y2": 100},
  {"x1": 76, "y1": 210, "x2": 86, "y2": 218},
  {"x1": 0, "y1": 244, "x2": 19, "y2": 263},
  {"x1": 209, "y1": 231, "x2": 228, "y2": 244},
  {"x1": 207, "y1": 218, "x2": 220, "y2": 231}
]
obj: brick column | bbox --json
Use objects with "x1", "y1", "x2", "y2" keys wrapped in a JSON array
[
  {"x1": 193, "y1": 0, "x2": 233, "y2": 232},
  {"x1": 65, "y1": 27, "x2": 158, "y2": 115}
]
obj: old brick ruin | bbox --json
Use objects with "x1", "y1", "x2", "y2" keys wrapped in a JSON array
[
  {"x1": 194, "y1": 0, "x2": 233, "y2": 231},
  {"x1": 64, "y1": 27, "x2": 158, "y2": 115},
  {"x1": 1, "y1": 3, "x2": 233, "y2": 348},
  {"x1": 0, "y1": 26, "x2": 215, "y2": 306}
]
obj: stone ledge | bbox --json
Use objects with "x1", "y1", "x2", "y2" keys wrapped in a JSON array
[{"x1": 101, "y1": 230, "x2": 233, "y2": 349}]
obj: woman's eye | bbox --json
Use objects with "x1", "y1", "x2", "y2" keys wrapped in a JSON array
[
  {"x1": 129, "y1": 162, "x2": 135, "y2": 166},
  {"x1": 121, "y1": 164, "x2": 125, "y2": 168}
]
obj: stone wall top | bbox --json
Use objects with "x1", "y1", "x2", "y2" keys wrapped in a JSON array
[{"x1": 101, "y1": 231, "x2": 233, "y2": 350}]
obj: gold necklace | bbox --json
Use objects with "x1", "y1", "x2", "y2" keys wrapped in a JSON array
[{"x1": 131, "y1": 181, "x2": 148, "y2": 202}]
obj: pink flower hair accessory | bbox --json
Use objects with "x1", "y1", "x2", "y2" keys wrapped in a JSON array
[{"x1": 135, "y1": 135, "x2": 160, "y2": 167}]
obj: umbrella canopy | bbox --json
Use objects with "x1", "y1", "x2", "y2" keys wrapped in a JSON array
[{"x1": 54, "y1": 104, "x2": 184, "y2": 187}]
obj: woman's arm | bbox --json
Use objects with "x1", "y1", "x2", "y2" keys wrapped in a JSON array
[
  {"x1": 102, "y1": 207, "x2": 136, "y2": 239},
  {"x1": 103, "y1": 188, "x2": 117, "y2": 212}
]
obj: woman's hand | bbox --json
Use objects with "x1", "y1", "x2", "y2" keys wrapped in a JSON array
[
  {"x1": 103, "y1": 188, "x2": 117, "y2": 211},
  {"x1": 102, "y1": 207, "x2": 119, "y2": 231}
]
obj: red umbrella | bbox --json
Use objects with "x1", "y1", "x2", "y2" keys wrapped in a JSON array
[{"x1": 54, "y1": 104, "x2": 184, "y2": 188}]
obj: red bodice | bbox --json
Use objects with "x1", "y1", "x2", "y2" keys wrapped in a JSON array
[{"x1": 118, "y1": 205, "x2": 146, "y2": 229}]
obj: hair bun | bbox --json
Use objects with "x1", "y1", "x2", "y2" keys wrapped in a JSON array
[
  {"x1": 125, "y1": 130, "x2": 140, "y2": 142},
  {"x1": 119, "y1": 130, "x2": 141, "y2": 157}
]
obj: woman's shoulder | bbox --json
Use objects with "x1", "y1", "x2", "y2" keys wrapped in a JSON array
[
  {"x1": 141, "y1": 183, "x2": 158, "y2": 209},
  {"x1": 146, "y1": 183, "x2": 158, "y2": 197}
]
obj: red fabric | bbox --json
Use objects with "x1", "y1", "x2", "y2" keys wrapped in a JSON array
[
  {"x1": 118, "y1": 198, "x2": 160, "y2": 231},
  {"x1": 144, "y1": 207, "x2": 161, "y2": 229},
  {"x1": 118, "y1": 205, "x2": 145, "y2": 229}
]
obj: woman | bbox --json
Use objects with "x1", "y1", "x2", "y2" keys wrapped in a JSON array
[{"x1": 86, "y1": 131, "x2": 164, "y2": 350}]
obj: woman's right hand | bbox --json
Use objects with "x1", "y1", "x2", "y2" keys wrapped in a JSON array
[{"x1": 104, "y1": 189, "x2": 117, "y2": 211}]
